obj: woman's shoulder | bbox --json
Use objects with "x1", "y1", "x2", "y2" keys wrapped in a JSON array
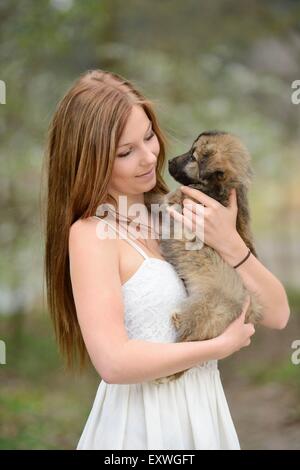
[
  {"x1": 69, "y1": 216, "x2": 119, "y2": 254},
  {"x1": 69, "y1": 216, "x2": 96, "y2": 238},
  {"x1": 68, "y1": 217, "x2": 120, "y2": 290}
]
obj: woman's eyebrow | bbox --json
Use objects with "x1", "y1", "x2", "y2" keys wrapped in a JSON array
[{"x1": 118, "y1": 120, "x2": 152, "y2": 148}]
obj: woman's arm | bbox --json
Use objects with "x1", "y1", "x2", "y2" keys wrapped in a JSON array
[
  {"x1": 217, "y1": 233, "x2": 290, "y2": 330},
  {"x1": 108, "y1": 296, "x2": 254, "y2": 384},
  {"x1": 110, "y1": 337, "x2": 220, "y2": 384}
]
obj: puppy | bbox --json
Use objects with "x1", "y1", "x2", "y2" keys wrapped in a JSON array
[{"x1": 144, "y1": 131, "x2": 264, "y2": 384}]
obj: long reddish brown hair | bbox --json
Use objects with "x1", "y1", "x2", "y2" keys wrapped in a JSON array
[{"x1": 41, "y1": 69, "x2": 171, "y2": 373}]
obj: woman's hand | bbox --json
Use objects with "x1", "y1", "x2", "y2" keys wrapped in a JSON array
[
  {"x1": 215, "y1": 295, "x2": 255, "y2": 360},
  {"x1": 166, "y1": 185, "x2": 248, "y2": 264}
]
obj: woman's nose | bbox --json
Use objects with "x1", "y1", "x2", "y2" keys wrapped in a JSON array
[{"x1": 141, "y1": 143, "x2": 157, "y2": 162}]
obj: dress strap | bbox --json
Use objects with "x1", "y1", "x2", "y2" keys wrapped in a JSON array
[{"x1": 93, "y1": 216, "x2": 150, "y2": 260}]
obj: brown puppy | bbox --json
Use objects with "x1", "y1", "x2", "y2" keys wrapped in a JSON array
[{"x1": 144, "y1": 131, "x2": 263, "y2": 384}]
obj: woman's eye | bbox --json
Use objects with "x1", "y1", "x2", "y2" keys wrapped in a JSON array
[
  {"x1": 118, "y1": 150, "x2": 131, "y2": 158},
  {"x1": 145, "y1": 131, "x2": 155, "y2": 141},
  {"x1": 117, "y1": 132, "x2": 155, "y2": 158}
]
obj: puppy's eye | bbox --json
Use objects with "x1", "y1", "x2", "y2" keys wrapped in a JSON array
[{"x1": 189, "y1": 154, "x2": 196, "y2": 161}]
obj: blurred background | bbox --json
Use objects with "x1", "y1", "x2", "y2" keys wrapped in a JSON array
[{"x1": 0, "y1": 0, "x2": 299, "y2": 450}]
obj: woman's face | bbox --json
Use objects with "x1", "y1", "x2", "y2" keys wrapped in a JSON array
[{"x1": 107, "y1": 105, "x2": 160, "y2": 201}]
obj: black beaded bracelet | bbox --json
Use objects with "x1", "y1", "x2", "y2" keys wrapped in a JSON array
[{"x1": 233, "y1": 248, "x2": 251, "y2": 269}]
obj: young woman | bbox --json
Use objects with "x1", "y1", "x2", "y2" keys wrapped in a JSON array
[{"x1": 44, "y1": 69, "x2": 290, "y2": 450}]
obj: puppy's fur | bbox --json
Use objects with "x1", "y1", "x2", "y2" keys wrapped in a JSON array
[{"x1": 144, "y1": 131, "x2": 263, "y2": 384}]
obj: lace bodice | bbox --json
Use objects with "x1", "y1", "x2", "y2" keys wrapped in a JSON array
[
  {"x1": 122, "y1": 258, "x2": 188, "y2": 342},
  {"x1": 93, "y1": 216, "x2": 188, "y2": 342}
]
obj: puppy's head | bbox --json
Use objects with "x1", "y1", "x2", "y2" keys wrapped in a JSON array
[{"x1": 168, "y1": 131, "x2": 253, "y2": 203}]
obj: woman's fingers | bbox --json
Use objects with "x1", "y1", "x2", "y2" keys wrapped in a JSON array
[
  {"x1": 180, "y1": 185, "x2": 220, "y2": 209},
  {"x1": 167, "y1": 206, "x2": 199, "y2": 234},
  {"x1": 243, "y1": 294, "x2": 251, "y2": 310},
  {"x1": 167, "y1": 204, "x2": 205, "y2": 240},
  {"x1": 240, "y1": 294, "x2": 251, "y2": 320}
]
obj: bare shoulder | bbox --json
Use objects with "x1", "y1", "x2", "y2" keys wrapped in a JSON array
[
  {"x1": 69, "y1": 216, "x2": 119, "y2": 258},
  {"x1": 68, "y1": 216, "x2": 121, "y2": 297}
]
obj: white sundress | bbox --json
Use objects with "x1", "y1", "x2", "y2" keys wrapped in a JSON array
[{"x1": 76, "y1": 216, "x2": 241, "y2": 450}]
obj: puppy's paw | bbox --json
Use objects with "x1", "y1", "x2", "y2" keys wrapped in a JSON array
[
  {"x1": 171, "y1": 310, "x2": 182, "y2": 330},
  {"x1": 172, "y1": 310, "x2": 196, "y2": 341}
]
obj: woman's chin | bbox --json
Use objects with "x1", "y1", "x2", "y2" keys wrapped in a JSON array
[{"x1": 144, "y1": 177, "x2": 156, "y2": 190}]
